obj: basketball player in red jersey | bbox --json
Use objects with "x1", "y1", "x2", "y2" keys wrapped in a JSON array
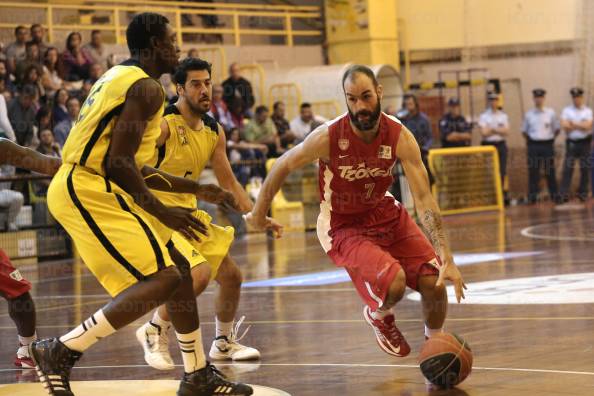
[{"x1": 247, "y1": 65, "x2": 466, "y2": 357}]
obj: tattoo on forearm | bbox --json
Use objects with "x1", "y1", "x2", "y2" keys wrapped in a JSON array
[{"x1": 421, "y1": 209, "x2": 446, "y2": 257}]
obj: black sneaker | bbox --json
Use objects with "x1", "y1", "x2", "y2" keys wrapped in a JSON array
[
  {"x1": 177, "y1": 362, "x2": 253, "y2": 396},
  {"x1": 29, "y1": 338, "x2": 82, "y2": 396}
]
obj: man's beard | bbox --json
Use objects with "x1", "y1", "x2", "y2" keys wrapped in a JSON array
[
  {"x1": 187, "y1": 96, "x2": 211, "y2": 116},
  {"x1": 348, "y1": 100, "x2": 382, "y2": 131}
]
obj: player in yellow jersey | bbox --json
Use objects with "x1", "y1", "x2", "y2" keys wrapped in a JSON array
[
  {"x1": 29, "y1": 13, "x2": 253, "y2": 396},
  {"x1": 136, "y1": 57, "x2": 281, "y2": 370}
]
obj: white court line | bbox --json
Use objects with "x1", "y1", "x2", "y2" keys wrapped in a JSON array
[
  {"x1": 0, "y1": 363, "x2": 592, "y2": 376},
  {"x1": 521, "y1": 222, "x2": 594, "y2": 242}
]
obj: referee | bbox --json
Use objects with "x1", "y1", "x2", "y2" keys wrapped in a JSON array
[
  {"x1": 522, "y1": 88, "x2": 559, "y2": 204},
  {"x1": 559, "y1": 87, "x2": 592, "y2": 203}
]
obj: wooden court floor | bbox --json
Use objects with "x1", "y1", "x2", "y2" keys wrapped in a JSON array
[{"x1": 0, "y1": 202, "x2": 593, "y2": 395}]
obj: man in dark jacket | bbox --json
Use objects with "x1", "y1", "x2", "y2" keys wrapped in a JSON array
[{"x1": 222, "y1": 63, "x2": 255, "y2": 122}]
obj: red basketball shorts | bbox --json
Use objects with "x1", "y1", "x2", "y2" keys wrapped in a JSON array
[
  {"x1": 317, "y1": 196, "x2": 440, "y2": 310},
  {"x1": 0, "y1": 249, "x2": 31, "y2": 299}
]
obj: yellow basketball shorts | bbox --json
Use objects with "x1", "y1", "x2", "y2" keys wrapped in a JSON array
[
  {"x1": 169, "y1": 210, "x2": 235, "y2": 281},
  {"x1": 48, "y1": 164, "x2": 174, "y2": 297}
]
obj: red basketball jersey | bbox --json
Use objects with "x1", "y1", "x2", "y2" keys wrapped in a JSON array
[{"x1": 319, "y1": 112, "x2": 402, "y2": 215}]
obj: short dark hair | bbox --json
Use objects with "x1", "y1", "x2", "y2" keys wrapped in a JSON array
[
  {"x1": 15, "y1": 25, "x2": 26, "y2": 35},
  {"x1": 173, "y1": 57, "x2": 212, "y2": 85},
  {"x1": 403, "y1": 93, "x2": 419, "y2": 109},
  {"x1": 126, "y1": 13, "x2": 170, "y2": 56},
  {"x1": 300, "y1": 102, "x2": 312, "y2": 110},
  {"x1": 91, "y1": 29, "x2": 101, "y2": 36},
  {"x1": 342, "y1": 64, "x2": 378, "y2": 89},
  {"x1": 30, "y1": 24, "x2": 42, "y2": 31},
  {"x1": 273, "y1": 101, "x2": 284, "y2": 111},
  {"x1": 255, "y1": 105, "x2": 269, "y2": 115},
  {"x1": 20, "y1": 84, "x2": 37, "y2": 97}
]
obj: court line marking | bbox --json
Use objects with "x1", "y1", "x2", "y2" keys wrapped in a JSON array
[
  {"x1": 0, "y1": 362, "x2": 592, "y2": 376},
  {"x1": 1, "y1": 316, "x2": 593, "y2": 330},
  {"x1": 521, "y1": 221, "x2": 594, "y2": 241}
]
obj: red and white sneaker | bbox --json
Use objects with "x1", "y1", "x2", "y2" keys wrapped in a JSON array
[
  {"x1": 363, "y1": 306, "x2": 410, "y2": 357},
  {"x1": 14, "y1": 344, "x2": 35, "y2": 368}
]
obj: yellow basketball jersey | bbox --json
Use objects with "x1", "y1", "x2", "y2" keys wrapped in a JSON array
[
  {"x1": 61, "y1": 59, "x2": 165, "y2": 175},
  {"x1": 151, "y1": 104, "x2": 220, "y2": 208}
]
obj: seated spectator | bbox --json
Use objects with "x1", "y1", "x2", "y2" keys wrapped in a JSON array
[
  {"x1": 15, "y1": 42, "x2": 40, "y2": 86},
  {"x1": 82, "y1": 30, "x2": 108, "y2": 69},
  {"x1": 0, "y1": 93, "x2": 16, "y2": 141},
  {"x1": 210, "y1": 84, "x2": 236, "y2": 132},
  {"x1": 0, "y1": 165, "x2": 24, "y2": 231},
  {"x1": 60, "y1": 32, "x2": 93, "y2": 82},
  {"x1": 271, "y1": 101, "x2": 296, "y2": 148},
  {"x1": 34, "y1": 129, "x2": 61, "y2": 195},
  {"x1": 244, "y1": 105, "x2": 284, "y2": 157},
  {"x1": 41, "y1": 47, "x2": 63, "y2": 98},
  {"x1": 222, "y1": 62, "x2": 255, "y2": 120},
  {"x1": 52, "y1": 88, "x2": 69, "y2": 124},
  {"x1": 20, "y1": 64, "x2": 45, "y2": 101},
  {"x1": 226, "y1": 127, "x2": 267, "y2": 185},
  {"x1": 4, "y1": 25, "x2": 28, "y2": 74},
  {"x1": 8, "y1": 84, "x2": 37, "y2": 147},
  {"x1": 78, "y1": 79, "x2": 93, "y2": 102},
  {"x1": 290, "y1": 102, "x2": 326, "y2": 142},
  {"x1": 33, "y1": 106, "x2": 53, "y2": 142},
  {"x1": 53, "y1": 96, "x2": 80, "y2": 147},
  {"x1": 187, "y1": 48, "x2": 199, "y2": 58},
  {"x1": 88, "y1": 63, "x2": 104, "y2": 83},
  {"x1": 27, "y1": 24, "x2": 48, "y2": 63}
]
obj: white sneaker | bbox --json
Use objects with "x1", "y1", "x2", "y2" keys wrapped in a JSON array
[
  {"x1": 136, "y1": 321, "x2": 175, "y2": 370},
  {"x1": 209, "y1": 316, "x2": 261, "y2": 361}
]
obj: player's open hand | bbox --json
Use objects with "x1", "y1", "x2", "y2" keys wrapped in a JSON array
[
  {"x1": 436, "y1": 257, "x2": 467, "y2": 303},
  {"x1": 196, "y1": 184, "x2": 239, "y2": 211},
  {"x1": 159, "y1": 206, "x2": 208, "y2": 242},
  {"x1": 244, "y1": 212, "x2": 284, "y2": 238}
]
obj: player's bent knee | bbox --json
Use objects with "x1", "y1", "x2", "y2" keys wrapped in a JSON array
[
  {"x1": 157, "y1": 266, "x2": 183, "y2": 292},
  {"x1": 191, "y1": 264, "x2": 211, "y2": 295},
  {"x1": 216, "y1": 256, "x2": 243, "y2": 288},
  {"x1": 385, "y1": 268, "x2": 406, "y2": 305}
]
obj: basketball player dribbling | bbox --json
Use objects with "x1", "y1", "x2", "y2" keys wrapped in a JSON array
[{"x1": 247, "y1": 65, "x2": 466, "y2": 358}]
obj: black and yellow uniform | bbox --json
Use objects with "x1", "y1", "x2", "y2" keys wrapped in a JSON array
[
  {"x1": 48, "y1": 60, "x2": 174, "y2": 297},
  {"x1": 149, "y1": 104, "x2": 234, "y2": 280}
]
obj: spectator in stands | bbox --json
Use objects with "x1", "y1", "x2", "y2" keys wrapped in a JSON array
[
  {"x1": 187, "y1": 48, "x2": 199, "y2": 58},
  {"x1": 222, "y1": 62, "x2": 255, "y2": 121},
  {"x1": 52, "y1": 88, "x2": 69, "y2": 124},
  {"x1": 60, "y1": 32, "x2": 93, "y2": 82},
  {"x1": 8, "y1": 85, "x2": 37, "y2": 147},
  {"x1": 290, "y1": 102, "x2": 326, "y2": 142},
  {"x1": 439, "y1": 97, "x2": 472, "y2": 148},
  {"x1": 34, "y1": 129, "x2": 61, "y2": 195},
  {"x1": 244, "y1": 105, "x2": 283, "y2": 157},
  {"x1": 82, "y1": 30, "x2": 108, "y2": 69},
  {"x1": 20, "y1": 64, "x2": 45, "y2": 101},
  {"x1": 559, "y1": 87, "x2": 593, "y2": 204},
  {"x1": 41, "y1": 47, "x2": 63, "y2": 99},
  {"x1": 27, "y1": 24, "x2": 48, "y2": 63},
  {"x1": 33, "y1": 106, "x2": 53, "y2": 142},
  {"x1": 0, "y1": 165, "x2": 24, "y2": 231},
  {"x1": 400, "y1": 93, "x2": 433, "y2": 184},
  {"x1": 479, "y1": 92, "x2": 510, "y2": 193},
  {"x1": 53, "y1": 96, "x2": 80, "y2": 147},
  {"x1": 0, "y1": 94, "x2": 16, "y2": 141},
  {"x1": 88, "y1": 63, "x2": 104, "y2": 83},
  {"x1": 210, "y1": 83, "x2": 236, "y2": 132},
  {"x1": 79, "y1": 79, "x2": 93, "y2": 103},
  {"x1": 15, "y1": 42, "x2": 40, "y2": 86},
  {"x1": 522, "y1": 88, "x2": 560, "y2": 204},
  {"x1": 4, "y1": 25, "x2": 28, "y2": 74},
  {"x1": 271, "y1": 101, "x2": 296, "y2": 148},
  {"x1": 226, "y1": 127, "x2": 268, "y2": 186},
  {"x1": 0, "y1": 60, "x2": 15, "y2": 101}
]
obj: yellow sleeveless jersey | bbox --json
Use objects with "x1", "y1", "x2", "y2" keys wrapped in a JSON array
[
  {"x1": 151, "y1": 104, "x2": 220, "y2": 208},
  {"x1": 61, "y1": 59, "x2": 164, "y2": 175}
]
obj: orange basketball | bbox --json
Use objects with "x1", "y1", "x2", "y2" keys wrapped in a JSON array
[{"x1": 418, "y1": 332, "x2": 473, "y2": 388}]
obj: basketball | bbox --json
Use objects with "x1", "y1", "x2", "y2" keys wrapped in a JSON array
[{"x1": 418, "y1": 333, "x2": 473, "y2": 388}]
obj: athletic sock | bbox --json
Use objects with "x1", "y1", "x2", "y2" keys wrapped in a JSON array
[
  {"x1": 151, "y1": 310, "x2": 172, "y2": 331},
  {"x1": 215, "y1": 317, "x2": 234, "y2": 339},
  {"x1": 176, "y1": 328, "x2": 206, "y2": 373},
  {"x1": 371, "y1": 307, "x2": 393, "y2": 320},
  {"x1": 425, "y1": 325, "x2": 444, "y2": 338},
  {"x1": 18, "y1": 332, "x2": 37, "y2": 346},
  {"x1": 59, "y1": 309, "x2": 116, "y2": 353}
]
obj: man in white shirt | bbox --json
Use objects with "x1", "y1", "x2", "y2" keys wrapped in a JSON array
[
  {"x1": 479, "y1": 92, "x2": 509, "y2": 198},
  {"x1": 559, "y1": 87, "x2": 592, "y2": 203},
  {"x1": 522, "y1": 88, "x2": 560, "y2": 204},
  {"x1": 289, "y1": 102, "x2": 327, "y2": 142}
]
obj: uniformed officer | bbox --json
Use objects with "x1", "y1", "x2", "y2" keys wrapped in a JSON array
[
  {"x1": 559, "y1": 87, "x2": 592, "y2": 203},
  {"x1": 479, "y1": 92, "x2": 509, "y2": 188},
  {"x1": 522, "y1": 88, "x2": 559, "y2": 203},
  {"x1": 439, "y1": 97, "x2": 472, "y2": 148}
]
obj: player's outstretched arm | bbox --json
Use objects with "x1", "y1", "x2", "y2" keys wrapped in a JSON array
[
  {"x1": 247, "y1": 124, "x2": 329, "y2": 233},
  {"x1": 105, "y1": 78, "x2": 207, "y2": 240},
  {"x1": 0, "y1": 138, "x2": 62, "y2": 175},
  {"x1": 397, "y1": 127, "x2": 466, "y2": 303}
]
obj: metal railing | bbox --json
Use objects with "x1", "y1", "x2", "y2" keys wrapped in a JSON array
[{"x1": 0, "y1": 0, "x2": 322, "y2": 47}]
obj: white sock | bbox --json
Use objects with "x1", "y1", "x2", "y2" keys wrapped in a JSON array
[
  {"x1": 371, "y1": 307, "x2": 393, "y2": 320},
  {"x1": 216, "y1": 317, "x2": 234, "y2": 340},
  {"x1": 151, "y1": 310, "x2": 171, "y2": 330},
  {"x1": 59, "y1": 309, "x2": 115, "y2": 353},
  {"x1": 425, "y1": 325, "x2": 444, "y2": 338},
  {"x1": 176, "y1": 328, "x2": 206, "y2": 374},
  {"x1": 18, "y1": 333, "x2": 37, "y2": 346}
]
